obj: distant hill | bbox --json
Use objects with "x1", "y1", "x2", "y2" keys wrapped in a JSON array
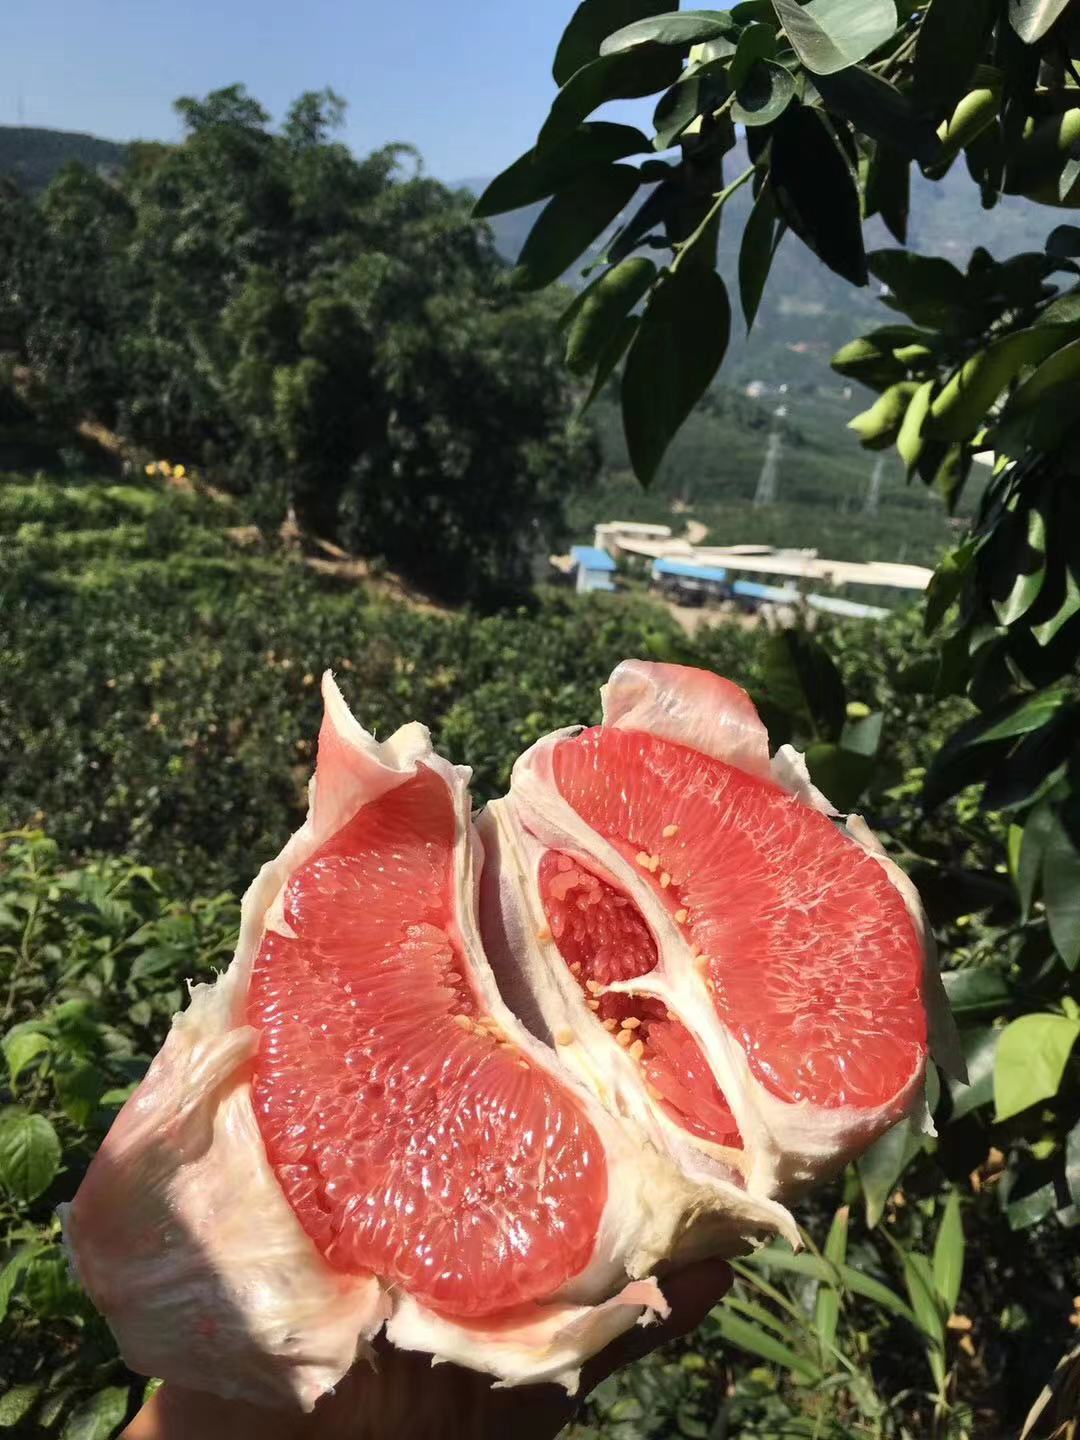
[
  {"x1": 0, "y1": 126, "x2": 128, "y2": 193},
  {"x1": 460, "y1": 143, "x2": 1054, "y2": 393}
]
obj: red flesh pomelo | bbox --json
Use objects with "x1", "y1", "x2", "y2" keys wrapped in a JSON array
[
  {"x1": 248, "y1": 765, "x2": 607, "y2": 1318},
  {"x1": 537, "y1": 851, "x2": 744, "y2": 1149},
  {"x1": 64, "y1": 662, "x2": 947, "y2": 1410},
  {"x1": 548, "y1": 726, "x2": 927, "y2": 1110}
]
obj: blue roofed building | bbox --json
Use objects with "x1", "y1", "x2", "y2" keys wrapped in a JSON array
[
  {"x1": 651, "y1": 557, "x2": 729, "y2": 606},
  {"x1": 569, "y1": 545, "x2": 617, "y2": 594}
]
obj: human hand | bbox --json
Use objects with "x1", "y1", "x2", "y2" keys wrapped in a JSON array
[{"x1": 122, "y1": 1259, "x2": 732, "y2": 1440}]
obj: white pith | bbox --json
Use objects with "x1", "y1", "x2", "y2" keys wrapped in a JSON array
[{"x1": 61, "y1": 661, "x2": 958, "y2": 1411}]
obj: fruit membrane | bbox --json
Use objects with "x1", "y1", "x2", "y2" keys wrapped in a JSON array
[{"x1": 61, "y1": 661, "x2": 961, "y2": 1409}]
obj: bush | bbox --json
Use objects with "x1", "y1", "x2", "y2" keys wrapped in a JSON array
[{"x1": 0, "y1": 831, "x2": 239, "y2": 1434}]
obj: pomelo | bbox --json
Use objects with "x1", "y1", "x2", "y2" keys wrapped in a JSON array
[{"x1": 62, "y1": 661, "x2": 958, "y2": 1410}]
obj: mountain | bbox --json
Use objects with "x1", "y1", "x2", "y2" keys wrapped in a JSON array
[
  {"x1": 460, "y1": 143, "x2": 1054, "y2": 394},
  {"x1": 0, "y1": 126, "x2": 128, "y2": 193}
]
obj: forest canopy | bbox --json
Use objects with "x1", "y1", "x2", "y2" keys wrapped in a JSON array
[{"x1": 0, "y1": 86, "x2": 596, "y2": 600}]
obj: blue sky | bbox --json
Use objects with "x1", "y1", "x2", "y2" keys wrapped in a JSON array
[{"x1": 2, "y1": 0, "x2": 591, "y2": 181}]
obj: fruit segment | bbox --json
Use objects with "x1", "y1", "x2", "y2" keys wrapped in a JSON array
[
  {"x1": 494, "y1": 659, "x2": 946, "y2": 1197},
  {"x1": 248, "y1": 767, "x2": 607, "y2": 1319},
  {"x1": 549, "y1": 725, "x2": 927, "y2": 1112},
  {"x1": 537, "y1": 851, "x2": 743, "y2": 1149}
]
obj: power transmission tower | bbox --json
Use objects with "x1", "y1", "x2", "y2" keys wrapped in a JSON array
[
  {"x1": 864, "y1": 455, "x2": 885, "y2": 515},
  {"x1": 754, "y1": 415, "x2": 783, "y2": 507}
]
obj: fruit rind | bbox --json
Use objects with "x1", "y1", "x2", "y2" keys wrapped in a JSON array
[{"x1": 386, "y1": 1278, "x2": 669, "y2": 1393}]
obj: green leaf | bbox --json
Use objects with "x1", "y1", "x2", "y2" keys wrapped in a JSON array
[
  {"x1": 0, "y1": 1109, "x2": 61, "y2": 1202},
  {"x1": 566, "y1": 257, "x2": 656, "y2": 375},
  {"x1": 24, "y1": 1249, "x2": 84, "y2": 1320},
  {"x1": 814, "y1": 67, "x2": 940, "y2": 165},
  {"x1": 930, "y1": 326, "x2": 1073, "y2": 441},
  {"x1": 804, "y1": 743, "x2": 876, "y2": 810},
  {"x1": 738, "y1": 180, "x2": 779, "y2": 331},
  {"x1": 1008, "y1": 337, "x2": 1080, "y2": 414},
  {"x1": 1032, "y1": 564, "x2": 1080, "y2": 647},
  {"x1": 512, "y1": 166, "x2": 641, "y2": 291},
  {"x1": 741, "y1": 1246, "x2": 834, "y2": 1282},
  {"x1": 1036, "y1": 291, "x2": 1080, "y2": 328},
  {"x1": 835, "y1": 1264, "x2": 918, "y2": 1327},
  {"x1": 932, "y1": 1191, "x2": 964, "y2": 1313},
  {"x1": 59, "y1": 1387, "x2": 130, "y2": 1440},
  {"x1": 1009, "y1": 0, "x2": 1072, "y2": 43},
  {"x1": 762, "y1": 629, "x2": 846, "y2": 741},
  {"x1": 1044, "y1": 811, "x2": 1080, "y2": 968},
  {"x1": 913, "y1": 0, "x2": 995, "y2": 116},
  {"x1": 601, "y1": 10, "x2": 737, "y2": 55},
  {"x1": 473, "y1": 124, "x2": 651, "y2": 218},
  {"x1": 858, "y1": 1116, "x2": 924, "y2": 1228},
  {"x1": 729, "y1": 21, "x2": 777, "y2": 87},
  {"x1": 0, "y1": 1384, "x2": 40, "y2": 1428},
  {"x1": 1005, "y1": 1179, "x2": 1057, "y2": 1230},
  {"x1": 653, "y1": 64, "x2": 732, "y2": 150},
  {"x1": 731, "y1": 60, "x2": 797, "y2": 126},
  {"x1": 865, "y1": 142, "x2": 910, "y2": 244},
  {"x1": 553, "y1": 0, "x2": 671, "y2": 85},
  {"x1": 1018, "y1": 802, "x2": 1055, "y2": 920},
  {"x1": 577, "y1": 314, "x2": 640, "y2": 416},
  {"x1": 900, "y1": 1251, "x2": 946, "y2": 1384},
  {"x1": 606, "y1": 182, "x2": 673, "y2": 262},
  {"x1": 993, "y1": 508, "x2": 1047, "y2": 627},
  {"x1": 725, "y1": 1293, "x2": 804, "y2": 1342},
  {"x1": 55, "y1": 1061, "x2": 107, "y2": 1127},
  {"x1": 772, "y1": 0, "x2": 898, "y2": 75},
  {"x1": 994, "y1": 1012, "x2": 1080, "y2": 1121},
  {"x1": 972, "y1": 688, "x2": 1068, "y2": 745},
  {"x1": 710, "y1": 1305, "x2": 823, "y2": 1381},
  {"x1": 0, "y1": 1244, "x2": 41, "y2": 1323},
  {"x1": 2, "y1": 1027, "x2": 51, "y2": 1084},
  {"x1": 980, "y1": 708, "x2": 1078, "y2": 813},
  {"x1": 621, "y1": 266, "x2": 731, "y2": 484},
  {"x1": 38, "y1": 1386, "x2": 78, "y2": 1430},
  {"x1": 947, "y1": 1026, "x2": 998, "y2": 1121},
  {"x1": 924, "y1": 539, "x2": 976, "y2": 635},
  {"x1": 814, "y1": 1206, "x2": 848, "y2": 1354},
  {"x1": 770, "y1": 104, "x2": 867, "y2": 286},
  {"x1": 868, "y1": 248, "x2": 972, "y2": 328},
  {"x1": 841, "y1": 710, "x2": 883, "y2": 757},
  {"x1": 540, "y1": 48, "x2": 685, "y2": 148},
  {"x1": 941, "y1": 969, "x2": 1011, "y2": 1021}
]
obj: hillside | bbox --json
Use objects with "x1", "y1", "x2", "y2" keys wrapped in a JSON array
[
  {"x1": 0, "y1": 123, "x2": 992, "y2": 567},
  {"x1": 0, "y1": 125, "x2": 128, "y2": 192}
]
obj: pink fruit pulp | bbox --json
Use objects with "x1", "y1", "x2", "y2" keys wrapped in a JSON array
[
  {"x1": 247, "y1": 765, "x2": 607, "y2": 1319},
  {"x1": 549, "y1": 726, "x2": 927, "y2": 1110}
]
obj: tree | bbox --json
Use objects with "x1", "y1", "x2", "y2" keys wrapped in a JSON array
[
  {"x1": 0, "y1": 87, "x2": 595, "y2": 600},
  {"x1": 482, "y1": 0, "x2": 1080, "y2": 1242}
]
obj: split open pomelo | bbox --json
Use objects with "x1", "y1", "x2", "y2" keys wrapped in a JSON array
[{"x1": 62, "y1": 661, "x2": 958, "y2": 1409}]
